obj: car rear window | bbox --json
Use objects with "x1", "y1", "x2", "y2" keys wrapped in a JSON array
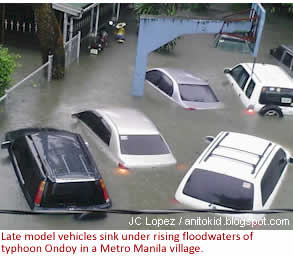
[
  {"x1": 179, "y1": 84, "x2": 218, "y2": 102},
  {"x1": 42, "y1": 181, "x2": 106, "y2": 207},
  {"x1": 32, "y1": 133, "x2": 98, "y2": 179},
  {"x1": 120, "y1": 135, "x2": 170, "y2": 155},
  {"x1": 183, "y1": 169, "x2": 254, "y2": 210},
  {"x1": 259, "y1": 87, "x2": 293, "y2": 107}
]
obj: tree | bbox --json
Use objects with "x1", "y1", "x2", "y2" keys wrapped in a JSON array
[
  {"x1": 134, "y1": 3, "x2": 178, "y2": 52},
  {"x1": 0, "y1": 46, "x2": 19, "y2": 97},
  {"x1": 32, "y1": 4, "x2": 65, "y2": 79}
]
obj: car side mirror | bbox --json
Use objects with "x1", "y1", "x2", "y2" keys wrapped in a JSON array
[
  {"x1": 288, "y1": 157, "x2": 293, "y2": 164},
  {"x1": 71, "y1": 113, "x2": 78, "y2": 119},
  {"x1": 205, "y1": 136, "x2": 215, "y2": 144},
  {"x1": 1, "y1": 141, "x2": 11, "y2": 149},
  {"x1": 224, "y1": 68, "x2": 231, "y2": 74}
]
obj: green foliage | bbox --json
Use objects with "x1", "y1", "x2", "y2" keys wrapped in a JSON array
[
  {"x1": 181, "y1": 3, "x2": 210, "y2": 13},
  {"x1": 0, "y1": 46, "x2": 19, "y2": 97},
  {"x1": 134, "y1": 3, "x2": 177, "y2": 16},
  {"x1": 231, "y1": 3, "x2": 251, "y2": 12},
  {"x1": 134, "y1": 3, "x2": 178, "y2": 53}
]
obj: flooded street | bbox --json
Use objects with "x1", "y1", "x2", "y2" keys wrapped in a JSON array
[{"x1": 1, "y1": 5, "x2": 293, "y2": 229}]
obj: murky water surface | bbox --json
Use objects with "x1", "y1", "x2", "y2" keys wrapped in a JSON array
[{"x1": 1, "y1": 5, "x2": 293, "y2": 229}]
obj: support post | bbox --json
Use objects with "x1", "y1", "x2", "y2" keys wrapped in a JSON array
[
  {"x1": 77, "y1": 31, "x2": 81, "y2": 64},
  {"x1": 116, "y1": 3, "x2": 120, "y2": 21},
  {"x1": 63, "y1": 13, "x2": 67, "y2": 44},
  {"x1": 48, "y1": 55, "x2": 53, "y2": 82},
  {"x1": 69, "y1": 17, "x2": 73, "y2": 52},
  {"x1": 90, "y1": 8, "x2": 94, "y2": 34},
  {"x1": 94, "y1": 4, "x2": 100, "y2": 37}
]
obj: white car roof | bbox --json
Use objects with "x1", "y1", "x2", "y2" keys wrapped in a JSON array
[
  {"x1": 200, "y1": 132, "x2": 275, "y2": 182},
  {"x1": 242, "y1": 63, "x2": 293, "y2": 89},
  {"x1": 96, "y1": 108, "x2": 160, "y2": 135}
]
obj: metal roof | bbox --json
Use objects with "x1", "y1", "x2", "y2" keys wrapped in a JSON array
[{"x1": 52, "y1": 3, "x2": 98, "y2": 16}]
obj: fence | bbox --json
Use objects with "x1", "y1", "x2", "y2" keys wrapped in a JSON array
[
  {"x1": 0, "y1": 55, "x2": 53, "y2": 109},
  {"x1": 4, "y1": 19, "x2": 37, "y2": 33},
  {"x1": 64, "y1": 31, "x2": 81, "y2": 69}
]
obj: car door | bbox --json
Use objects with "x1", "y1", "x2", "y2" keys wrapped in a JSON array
[
  {"x1": 72, "y1": 111, "x2": 117, "y2": 163},
  {"x1": 241, "y1": 78, "x2": 256, "y2": 107},
  {"x1": 145, "y1": 70, "x2": 163, "y2": 88},
  {"x1": 228, "y1": 65, "x2": 250, "y2": 105},
  {"x1": 157, "y1": 73, "x2": 174, "y2": 98}
]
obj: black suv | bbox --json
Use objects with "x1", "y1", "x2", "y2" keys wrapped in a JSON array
[{"x1": 1, "y1": 128, "x2": 111, "y2": 212}]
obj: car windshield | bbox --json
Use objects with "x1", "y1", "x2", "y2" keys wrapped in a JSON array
[
  {"x1": 120, "y1": 135, "x2": 170, "y2": 155},
  {"x1": 183, "y1": 169, "x2": 254, "y2": 210},
  {"x1": 179, "y1": 84, "x2": 218, "y2": 102}
]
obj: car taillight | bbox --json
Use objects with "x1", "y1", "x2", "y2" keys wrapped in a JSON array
[
  {"x1": 99, "y1": 178, "x2": 110, "y2": 203},
  {"x1": 118, "y1": 163, "x2": 128, "y2": 169},
  {"x1": 184, "y1": 107, "x2": 196, "y2": 110},
  {"x1": 34, "y1": 181, "x2": 46, "y2": 206},
  {"x1": 245, "y1": 105, "x2": 255, "y2": 115}
]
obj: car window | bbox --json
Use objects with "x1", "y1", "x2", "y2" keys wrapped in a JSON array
[
  {"x1": 146, "y1": 70, "x2": 162, "y2": 86},
  {"x1": 119, "y1": 135, "x2": 170, "y2": 155},
  {"x1": 158, "y1": 74, "x2": 173, "y2": 96},
  {"x1": 282, "y1": 52, "x2": 293, "y2": 68},
  {"x1": 75, "y1": 111, "x2": 111, "y2": 145},
  {"x1": 238, "y1": 69, "x2": 250, "y2": 90},
  {"x1": 272, "y1": 46, "x2": 285, "y2": 61},
  {"x1": 259, "y1": 87, "x2": 293, "y2": 107},
  {"x1": 179, "y1": 84, "x2": 218, "y2": 102},
  {"x1": 183, "y1": 169, "x2": 254, "y2": 210},
  {"x1": 261, "y1": 148, "x2": 287, "y2": 206},
  {"x1": 230, "y1": 65, "x2": 243, "y2": 82},
  {"x1": 230, "y1": 65, "x2": 249, "y2": 90},
  {"x1": 42, "y1": 181, "x2": 106, "y2": 207},
  {"x1": 12, "y1": 137, "x2": 42, "y2": 201},
  {"x1": 245, "y1": 79, "x2": 255, "y2": 99}
]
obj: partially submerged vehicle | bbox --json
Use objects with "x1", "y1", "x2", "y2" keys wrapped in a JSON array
[
  {"x1": 146, "y1": 68, "x2": 222, "y2": 110},
  {"x1": 1, "y1": 128, "x2": 111, "y2": 214},
  {"x1": 72, "y1": 108, "x2": 176, "y2": 169}
]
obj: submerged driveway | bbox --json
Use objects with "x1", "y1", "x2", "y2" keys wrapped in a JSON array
[{"x1": 1, "y1": 6, "x2": 293, "y2": 229}]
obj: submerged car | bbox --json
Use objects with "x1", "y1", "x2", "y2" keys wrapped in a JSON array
[
  {"x1": 1, "y1": 128, "x2": 111, "y2": 212},
  {"x1": 224, "y1": 63, "x2": 293, "y2": 118},
  {"x1": 72, "y1": 108, "x2": 176, "y2": 169},
  {"x1": 175, "y1": 131, "x2": 293, "y2": 219},
  {"x1": 145, "y1": 68, "x2": 222, "y2": 110},
  {"x1": 214, "y1": 33, "x2": 251, "y2": 54},
  {"x1": 270, "y1": 44, "x2": 293, "y2": 74}
]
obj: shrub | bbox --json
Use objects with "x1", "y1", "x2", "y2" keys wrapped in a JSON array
[{"x1": 0, "y1": 46, "x2": 19, "y2": 97}]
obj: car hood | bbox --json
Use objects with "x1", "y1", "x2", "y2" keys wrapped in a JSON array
[
  {"x1": 182, "y1": 101, "x2": 224, "y2": 110},
  {"x1": 120, "y1": 153, "x2": 176, "y2": 169}
]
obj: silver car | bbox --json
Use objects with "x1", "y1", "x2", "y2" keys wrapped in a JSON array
[
  {"x1": 72, "y1": 108, "x2": 176, "y2": 169},
  {"x1": 145, "y1": 68, "x2": 222, "y2": 110}
]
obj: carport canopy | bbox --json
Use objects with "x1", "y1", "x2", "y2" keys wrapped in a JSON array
[{"x1": 52, "y1": 3, "x2": 98, "y2": 17}]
